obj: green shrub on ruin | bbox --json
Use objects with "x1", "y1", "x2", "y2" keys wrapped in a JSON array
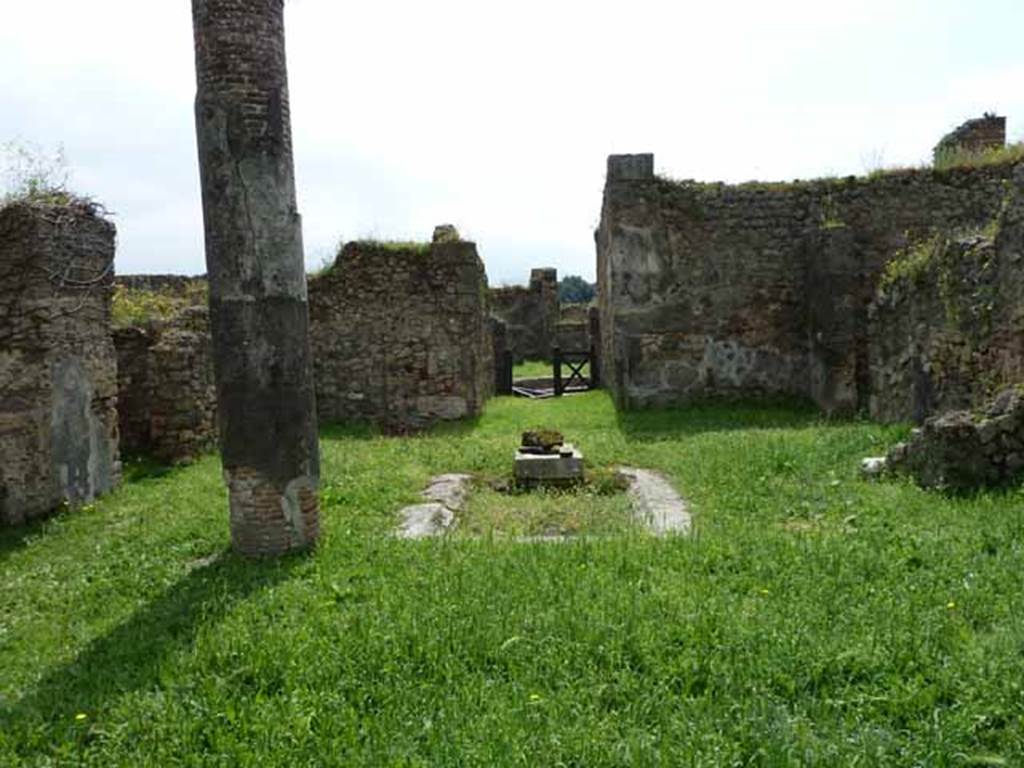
[
  {"x1": 1, "y1": 140, "x2": 76, "y2": 207},
  {"x1": 879, "y1": 235, "x2": 943, "y2": 289}
]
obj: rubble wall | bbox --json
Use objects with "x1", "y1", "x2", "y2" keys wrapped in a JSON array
[{"x1": 309, "y1": 241, "x2": 492, "y2": 431}]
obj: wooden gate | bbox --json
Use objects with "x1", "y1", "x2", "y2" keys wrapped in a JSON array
[{"x1": 553, "y1": 346, "x2": 598, "y2": 397}]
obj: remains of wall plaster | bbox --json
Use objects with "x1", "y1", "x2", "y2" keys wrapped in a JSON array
[
  {"x1": 0, "y1": 201, "x2": 120, "y2": 526},
  {"x1": 309, "y1": 238, "x2": 492, "y2": 431}
]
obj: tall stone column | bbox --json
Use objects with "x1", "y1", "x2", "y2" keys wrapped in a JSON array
[{"x1": 192, "y1": 0, "x2": 320, "y2": 556}]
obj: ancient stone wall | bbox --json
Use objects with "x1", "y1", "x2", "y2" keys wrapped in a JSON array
[
  {"x1": 115, "y1": 274, "x2": 207, "y2": 295},
  {"x1": 887, "y1": 387, "x2": 1024, "y2": 490},
  {"x1": 309, "y1": 240, "x2": 492, "y2": 431},
  {"x1": 490, "y1": 267, "x2": 559, "y2": 361},
  {"x1": 0, "y1": 201, "x2": 120, "y2": 526},
  {"x1": 113, "y1": 306, "x2": 217, "y2": 464},
  {"x1": 934, "y1": 114, "x2": 1006, "y2": 163},
  {"x1": 598, "y1": 152, "x2": 1022, "y2": 416},
  {"x1": 869, "y1": 168, "x2": 1024, "y2": 421},
  {"x1": 554, "y1": 303, "x2": 591, "y2": 353}
]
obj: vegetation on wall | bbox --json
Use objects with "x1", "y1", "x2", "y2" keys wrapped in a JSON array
[
  {"x1": 312, "y1": 239, "x2": 434, "y2": 280},
  {"x1": 879, "y1": 235, "x2": 945, "y2": 289},
  {"x1": 1, "y1": 139, "x2": 76, "y2": 206},
  {"x1": 110, "y1": 283, "x2": 208, "y2": 328},
  {"x1": 934, "y1": 141, "x2": 1024, "y2": 172}
]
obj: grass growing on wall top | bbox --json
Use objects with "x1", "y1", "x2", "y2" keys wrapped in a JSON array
[
  {"x1": 351, "y1": 238, "x2": 432, "y2": 254},
  {"x1": 310, "y1": 239, "x2": 435, "y2": 279},
  {"x1": 654, "y1": 144, "x2": 1024, "y2": 194},
  {"x1": 110, "y1": 282, "x2": 208, "y2": 327},
  {"x1": 935, "y1": 142, "x2": 1024, "y2": 172},
  {"x1": 2, "y1": 392, "x2": 1024, "y2": 765}
]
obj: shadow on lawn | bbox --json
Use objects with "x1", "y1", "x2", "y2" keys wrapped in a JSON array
[
  {"x1": 0, "y1": 458, "x2": 201, "y2": 564},
  {"x1": 319, "y1": 414, "x2": 484, "y2": 442},
  {"x1": 0, "y1": 516, "x2": 49, "y2": 563},
  {"x1": 616, "y1": 399, "x2": 835, "y2": 441},
  {"x1": 1, "y1": 549, "x2": 299, "y2": 730}
]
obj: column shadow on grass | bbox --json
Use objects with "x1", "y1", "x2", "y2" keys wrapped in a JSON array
[
  {"x1": 0, "y1": 516, "x2": 50, "y2": 563},
  {"x1": 616, "y1": 398, "x2": 834, "y2": 441},
  {"x1": 319, "y1": 415, "x2": 484, "y2": 442},
  {"x1": 1, "y1": 549, "x2": 299, "y2": 734}
]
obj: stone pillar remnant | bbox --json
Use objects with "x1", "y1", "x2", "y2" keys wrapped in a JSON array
[{"x1": 0, "y1": 201, "x2": 121, "y2": 526}]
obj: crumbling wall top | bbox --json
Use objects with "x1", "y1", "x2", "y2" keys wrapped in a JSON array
[
  {"x1": 607, "y1": 154, "x2": 655, "y2": 182},
  {"x1": 934, "y1": 113, "x2": 1007, "y2": 163}
]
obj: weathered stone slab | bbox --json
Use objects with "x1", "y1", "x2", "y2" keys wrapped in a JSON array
[
  {"x1": 396, "y1": 473, "x2": 472, "y2": 539},
  {"x1": 422, "y1": 473, "x2": 472, "y2": 511},
  {"x1": 619, "y1": 467, "x2": 691, "y2": 536},
  {"x1": 860, "y1": 457, "x2": 888, "y2": 477},
  {"x1": 514, "y1": 444, "x2": 584, "y2": 486},
  {"x1": 396, "y1": 503, "x2": 455, "y2": 540}
]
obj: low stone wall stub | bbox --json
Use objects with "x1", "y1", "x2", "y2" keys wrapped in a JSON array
[
  {"x1": 112, "y1": 305, "x2": 217, "y2": 464},
  {"x1": 309, "y1": 240, "x2": 493, "y2": 432},
  {"x1": 887, "y1": 387, "x2": 1024, "y2": 490}
]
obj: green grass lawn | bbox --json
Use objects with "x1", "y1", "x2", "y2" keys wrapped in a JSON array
[
  {"x1": 513, "y1": 359, "x2": 590, "y2": 382},
  {"x1": 2, "y1": 393, "x2": 1023, "y2": 766},
  {"x1": 513, "y1": 359, "x2": 553, "y2": 380}
]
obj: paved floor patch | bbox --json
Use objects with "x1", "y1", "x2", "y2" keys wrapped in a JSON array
[
  {"x1": 396, "y1": 474, "x2": 471, "y2": 539},
  {"x1": 618, "y1": 467, "x2": 692, "y2": 536}
]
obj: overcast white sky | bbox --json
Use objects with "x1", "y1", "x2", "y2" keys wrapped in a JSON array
[{"x1": 2, "y1": 1, "x2": 1022, "y2": 283}]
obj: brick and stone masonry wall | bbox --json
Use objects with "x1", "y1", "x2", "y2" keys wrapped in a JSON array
[
  {"x1": 490, "y1": 267, "x2": 559, "y2": 361},
  {"x1": 309, "y1": 239, "x2": 493, "y2": 431},
  {"x1": 116, "y1": 274, "x2": 207, "y2": 295},
  {"x1": 869, "y1": 167, "x2": 1024, "y2": 421},
  {"x1": 598, "y1": 151, "x2": 1022, "y2": 417},
  {"x1": 0, "y1": 201, "x2": 120, "y2": 526},
  {"x1": 554, "y1": 303, "x2": 591, "y2": 353},
  {"x1": 113, "y1": 306, "x2": 217, "y2": 464},
  {"x1": 933, "y1": 114, "x2": 1007, "y2": 163}
]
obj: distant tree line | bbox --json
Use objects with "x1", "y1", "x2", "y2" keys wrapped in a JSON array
[{"x1": 558, "y1": 275, "x2": 595, "y2": 304}]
